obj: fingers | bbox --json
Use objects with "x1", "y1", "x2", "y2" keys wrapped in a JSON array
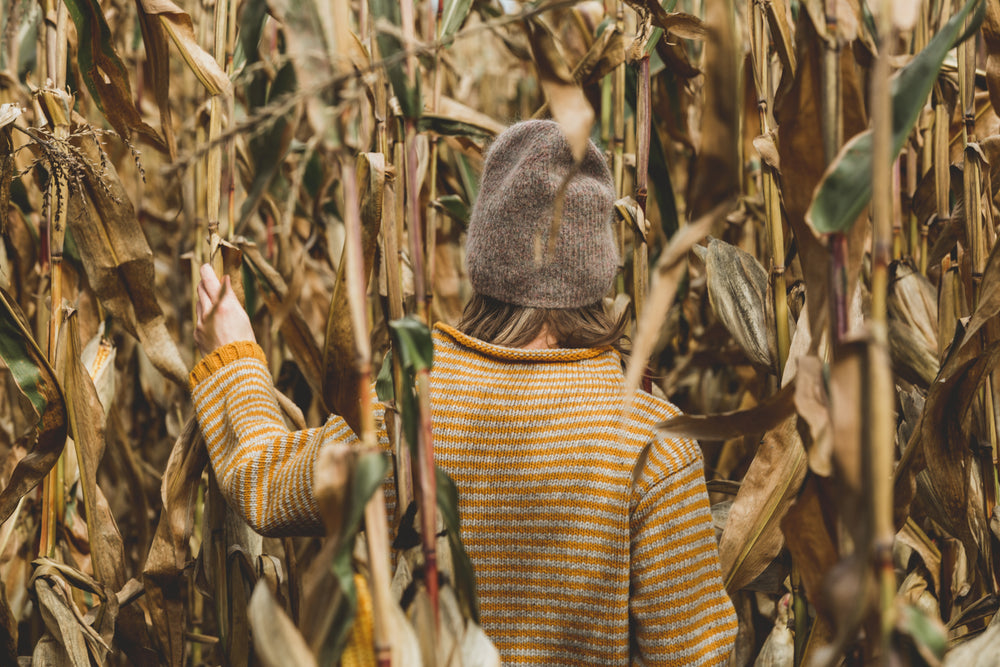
[
  {"x1": 199, "y1": 263, "x2": 222, "y2": 300},
  {"x1": 197, "y1": 281, "x2": 213, "y2": 319}
]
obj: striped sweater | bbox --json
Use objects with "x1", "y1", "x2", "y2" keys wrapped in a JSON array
[{"x1": 189, "y1": 324, "x2": 738, "y2": 665}]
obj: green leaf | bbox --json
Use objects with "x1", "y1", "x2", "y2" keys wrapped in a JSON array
[
  {"x1": 440, "y1": 0, "x2": 474, "y2": 41},
  {"x1": 238, "y1": 62, "x2": 298, "y2": 229},
  {"x1": 369, "y1": 0, "x2": 421, "y2": 118},
  {"x1": 807, "y1": 0, "x2": 985, "y2": 234},
  {"x1": 418, "y1": 115, "x2": 494, "y2": 139},
  {"x1": 375, "y1": 351, "x2": 394, "y2": 402},
  {"x1": 236, "y1": 0, "x2": 270, "y2": 69},
  {"x1": 319, "y1": 451, "x2": 390, "y2": 665},
  {"x1": 389, "y1": 315, "x2": 434, "y2": 373},
  {"x1": 0, "y1": 287, "x2": 67, "y2": 524},
  {"x1": 436, "y1": 467, "x2": 480, "y2": 623},
  {"x1": 435, "y1": 194, "x2": 470, "y2": 228},
  {"x1": 389, "y1": 316, "x2": 433, "y2": 454}
]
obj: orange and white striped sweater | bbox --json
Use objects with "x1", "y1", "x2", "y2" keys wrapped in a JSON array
[{"x1": 189, "y1": 324, "x2": 737, "y2": 665}]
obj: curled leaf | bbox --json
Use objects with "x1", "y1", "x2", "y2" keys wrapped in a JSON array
[
  {"x1": 697, "y1": 238, "x2": 776, "y2": 371},
  {"x1": 718, "y1": 416, "x2": 807, "y2": 592}
]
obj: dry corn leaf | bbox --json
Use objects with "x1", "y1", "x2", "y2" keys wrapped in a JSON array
[
  {"x1": 249, "y1": 581, "x2": 318, "y2": 667},
  {"x1": 656, "y1": 381, "x2": 796, "y2": 441},
  {"x1": 65, "y1": 129, "x2": 188, "y2": 386},
  {"x1": 63, "y1": 0, "x2": 165, "y2": 149},
  {"x1": 780, "y1": 478, "x2": 838, "y2": 623},
  {"x1": 54, "y1": 309, "x2": 126, "y2": 592},
  {"x1": 0, "y1": 582, "x2": 14, "y2": 665},
  {"x1": 322, "y1": 154, "x2": 385, "y2": 432},
  {"x1": 896, "y1": 240, "x2": 1000, "y2": 572},
  {"x1": 753, "y1": 593, "x2": 793, "y2": 667},
  {"x1": 763, "y1": 0, "x2": 797, "y2": 104},
  {"x1": 0, "y1": 103, "x2": 21, "y2": 236},
  {"x1": 624, "y1": 2, "x2": 706, "y2": 40},
  {"x1": 793, "y1": 355, "x2": 833, "y2": 476},
  {"x1": 888, "y1": 261, "x2": 939, "y2": 387},
  {"x1": 240, "y1": 241, "x2": 324, "y2": 398},
  {"x1": 525, "y1": 17, "x2": 594, "y2": 163},
  {"x1": 625, "y1": 200, "x2": 728, "y2": 399},
  {"x1": 30, "y1": 561, "x2": 114, "y2": 667},
  {"x1": 137, "y1": 0, "x2": 231, "y2": 97},
  {"x1": 141, "y1": 418, "x2": 207, "y2": 667},
  {"x1": 943, "y1": 608, "x2": 1000, "y2": 666},
  {"x1": 0, "y1": 287, "x2": 67, "y2": 525},
  {"x1": 776, "y1": 9, "x2": 868, "y2": 340},
  {"x1": 686, "y1": 0, "x2": 740, "y2": 219},
  {"x1": 897, "y1": 519, "x2": 943, "y2": 596},
  {"x1": 985, "y1": 0, "x2": 1000, "y2": 117},
  {"x1": 718, "y1": 416, "x2": 807, "y2": 592}
]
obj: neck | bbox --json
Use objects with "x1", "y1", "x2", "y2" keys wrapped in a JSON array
[{"x1": 521, "y1": 327, "x2": 557, "y2": 350}]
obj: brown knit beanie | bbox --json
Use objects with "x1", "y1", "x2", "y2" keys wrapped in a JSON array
[{"x1": 466, "y1": 120, "x2": 618, "y2": 309}]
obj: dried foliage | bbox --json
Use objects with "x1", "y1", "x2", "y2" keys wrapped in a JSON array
[{"x1": 2, "y1": 0, "x2": 1000, "y2": 665}]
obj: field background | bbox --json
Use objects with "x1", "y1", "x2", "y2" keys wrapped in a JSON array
[{"x1": 1, "y1": 0, "x2": 1000, "y2": 664}]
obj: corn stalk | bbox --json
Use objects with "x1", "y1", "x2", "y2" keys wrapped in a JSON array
[
  {"x1": 632, "y1": 54, "x2": 650, "y2": 321},
  {"x1": 749, "y1": 0, "x2": 789, "y2": 377},
  {"x1": 613, "y1": 2, "x2": 626, "y2": 292},
  {"x1": 37, "y1": 0, "x2": 70, "y2": 562},
  {"x1": 868, "y1": 0, "x2": 897, "y2": 657},
  {"x1": 342, "y1": 159, "x2": 395, "y2": 666},
  {"x1": 398, "y1": 0, "x2": 440, "y2": 626}
]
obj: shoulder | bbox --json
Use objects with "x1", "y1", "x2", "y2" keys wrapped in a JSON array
[{"x1": 627, "y1": 389, "x2": 704, "y2": 498}]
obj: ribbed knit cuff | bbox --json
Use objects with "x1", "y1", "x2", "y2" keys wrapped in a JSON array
[{"x1": 188, "y1": 341, "x2": 267, "y2": 390}]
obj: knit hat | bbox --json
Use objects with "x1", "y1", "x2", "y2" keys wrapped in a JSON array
[{"x1": 466, "y1": 120, "x2": 618, "y2": 309}]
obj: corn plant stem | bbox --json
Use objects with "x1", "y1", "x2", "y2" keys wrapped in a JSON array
[
  {"x1": 612, "y1": 3, "x2": 626, "y2": 294},
  {"x1": 39, "y1": 73, "x2": 70, "y2": 565},
  {"x1": 892, "y1": 159, "x2": 903, "y2": 260},
  {"x1": 932, "y1": 98, "x2": 949, "y2": 274},
  {"x1": 206, "y1": 0, "x2": 228, "y2": 259},
  {"x1": 192, "y1": 481, "x2": 205, "y2": 666},
  {"x1": 405, "y1": 121, "x2": 428, "y2": 322},
  {"x1": 54, "y1": 1, "x2": 67, "y2": 88},
  {"x1": 633, "y1": 55, "x2": 651, "y2": 323},
  {"x1": 205, "y1": 0, "x2": 235, "y2": 657},
  {"x1": 403, "y1": 106, "x2": 440, "y2": 624},
  {"x1": 750, "y1": 2, "x2": 797, "y2": 657},
  {"x1": 424, "y1": 0, "x2": 444, "y2": 321},
  {"x1": 907, "y1": 147, "x2": 919, "y2": 262},
  {"x1": 385, "y1": 104, "x2": 413, "y2": 515},
  {"x1": 225, "y1": 0, "x2": 238, "y2": 250},
  {"x1": 343, "y1": 162, "x2": 395, "y2": 665},
  {"x1": 749, "y1": 1, "x2": 789, "y2": 377},
  {"x1": 0, "y1": 496, "x2": 26, "y2": 560},
  {"x1": 820, "y1": 1, "x2": 842, "y2": 168},
  {"x1": 415, "y1": 370, "x2": 439, "y2": 620},
  {"x1": 869, "y1": 4, "x2": 896, "y2": 658}
]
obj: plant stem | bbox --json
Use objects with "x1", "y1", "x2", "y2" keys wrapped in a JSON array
[
  {"x1": 749, "y1": 0, "x2": 788, "y2": 376},
  {"x1": 633, "y1": 55, "x2": 650, "y2": 323},
  {"x1": 343, "y1": 160, "x2": 395, "y2": 665},
  {"x1": 869, "y1": 1, "x2": 896, "y2": 658},
  {"x1": 612, "y1": 2, "x2": 626, "y2": 293}
]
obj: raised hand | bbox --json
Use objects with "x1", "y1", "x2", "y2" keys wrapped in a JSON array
[{"x1": 194, "y1": 263, "x2": 256, "y2": 355}]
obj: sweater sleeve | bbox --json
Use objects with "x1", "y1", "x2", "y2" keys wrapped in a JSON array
[
  {"x1": 629, "y1": 445, "x2": 738, "y2": 666},
  {"x1": 189, "y1": 341, "x2": 380, "y2": 537}
]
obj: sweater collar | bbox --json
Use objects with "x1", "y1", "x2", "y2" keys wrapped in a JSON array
[{"x1": 433, "y1": 323, "x2": 609, "y2": 363}]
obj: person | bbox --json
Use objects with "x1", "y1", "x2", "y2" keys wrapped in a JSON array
[{"x1": 190, "y1": 120, "x2": 738, "y2": 664}]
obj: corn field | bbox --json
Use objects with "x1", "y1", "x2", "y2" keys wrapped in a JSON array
[{"x1": 1, "y1": 0, "x2": 1000, "y2": 664}]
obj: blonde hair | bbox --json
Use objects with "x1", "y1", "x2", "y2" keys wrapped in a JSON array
[{"x1": 457, "y1": 293, "x2": 629, "y2": 352}]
